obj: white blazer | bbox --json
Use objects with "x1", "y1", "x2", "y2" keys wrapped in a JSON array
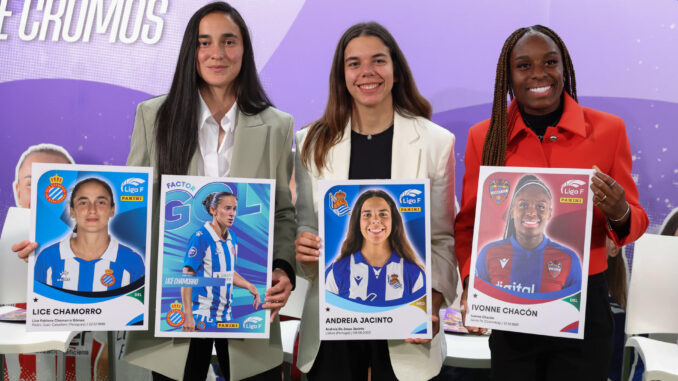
[{"x1": 294, "y1": 112, "x2": 458, "y2": 381}]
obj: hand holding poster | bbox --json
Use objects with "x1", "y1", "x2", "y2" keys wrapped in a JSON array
[
  {"x1": 28, "y1": 164, "x2": 152, "y2": 331},
  {"x1": 467, "y1": 166, "x2": 593, "y2": 338},
  {"x1": 156, "y1": 175, "x2": 274, "y2": 338},
  {"x1": 319, "y1": 180, "x2": 431, "y2": 340}
]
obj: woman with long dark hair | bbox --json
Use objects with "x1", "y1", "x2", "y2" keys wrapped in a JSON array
[
  {"x1": 125, "y1": 2, "x2": 296, "y2": 380},
  {"x1": 294, "y1": 22, "x2": 456, "y2": 380},
  {"x1": 325, "y1": 190, "x2": 425, "y2": 303},
  {"x1": 455, "y1": 25, "x2": 649, "y2": 379}
]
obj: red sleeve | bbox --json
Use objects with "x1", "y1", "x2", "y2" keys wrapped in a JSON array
[
  {"x1": 604, "y1": 117, "x2": 649, "y2": 245},
  {"x1": 454, "y1": 122, "x2": 488, "y2": 281}
]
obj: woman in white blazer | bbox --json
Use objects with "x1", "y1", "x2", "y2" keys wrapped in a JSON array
[{"x1": 294, "y1": 22, "x2": 457, "y2": 381}]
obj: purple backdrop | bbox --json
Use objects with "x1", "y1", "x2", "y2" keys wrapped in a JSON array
[{"x1": 1, "y1": 1, "x2": 676, "y2": 267}]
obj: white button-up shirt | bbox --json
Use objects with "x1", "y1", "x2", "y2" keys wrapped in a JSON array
[{"x1": 197, "y1": 94, "x2": 238, "y2": 177}]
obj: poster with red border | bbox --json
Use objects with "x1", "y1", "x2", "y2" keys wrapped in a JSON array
[{"x1": 467, "y1": 166, "x2": 593, "y2": 339}]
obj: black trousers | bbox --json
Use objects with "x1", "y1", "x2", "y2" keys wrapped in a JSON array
[
  {"x1": 489, "y1": 273, "x2": 614, "y2": 381},
  {"x1": 152, "y1": 338, "x2": 280, "y2": 381},
  {"x1": 307, "y1": 340, "x2": 398, "y2": 381}
]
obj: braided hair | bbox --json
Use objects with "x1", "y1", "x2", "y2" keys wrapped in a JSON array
[{"x1": 481, "y1": 25, "x2": 577, "y2": 166}]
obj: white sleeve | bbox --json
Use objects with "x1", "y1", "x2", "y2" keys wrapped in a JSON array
[{"x1": 325, "y1": 266, "x2": 339, "y2": 294}]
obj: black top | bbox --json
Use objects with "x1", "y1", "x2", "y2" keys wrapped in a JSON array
[
  {"x1": 348, "y1": 125, "x2": 394, "y2": 180},
  {"x1": 521, "y1": 102, "x2": 564, "y2": 141}
]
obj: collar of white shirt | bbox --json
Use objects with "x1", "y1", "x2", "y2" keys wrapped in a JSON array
[{"x1": 197, "y1": 93, "x2": 238, "y2": 177}]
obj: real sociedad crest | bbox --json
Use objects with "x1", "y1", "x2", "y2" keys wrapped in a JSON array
[
  {"x1": 389, "y1": 273, "x2": 402, "y2": 289},
  {"x1": 329, "y1": 190, "x2": 351, "y2": 217},
  {"x1": 547, "y1": 261, "x2": 562, "y2": 278},
  {"x1": 100, "y1": 269, "x2": 116, "y2": 287},
  {"x1": 166, "y1": 301, "x2": 186, "y2": 327},
  {"x1": 45, "y1": 174, "x2": 68, "y2": 204},
  {"x1": 488, "y1": 179, "x2": 510, "y2": 204}
]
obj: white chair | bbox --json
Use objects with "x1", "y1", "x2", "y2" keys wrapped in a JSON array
[{"x1": 623, "y1": 234, "x2": 678, "y2": 381}]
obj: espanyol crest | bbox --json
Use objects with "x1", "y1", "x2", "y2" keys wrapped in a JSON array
[
  {"x1": 488, "y1": 179, "x2": 510, "y2": 204},
  {"x1": 45, "y1": 174, "x2": 68, "y2": 204},
  {"x1": 100, "y1": 269, "x2": 116, "y2": 287},
  {"x1": 547, "y1": 261, "x2": 562, "y2": 278},
  {"x1": 166, "y1": 301, "x2": 186, "y2": 327}
]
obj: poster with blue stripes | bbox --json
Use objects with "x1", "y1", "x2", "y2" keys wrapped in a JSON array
[
  {"x1": 319, "y1": 180, "x2": 432, "y2": 340},
  {"x1": 27, "y1": 163, "x2": 152, "y2": 331},
  {"x1": 156, "y1": 175, "x2": 274, "y2": 338}
]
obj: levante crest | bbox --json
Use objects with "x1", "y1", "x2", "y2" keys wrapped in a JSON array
[
  {"x1": 547, "y1": 261, "x2": 562, "y2": 278},
  {"x1": 488, "y1": 179, "x2": 510, "y2": 204}
]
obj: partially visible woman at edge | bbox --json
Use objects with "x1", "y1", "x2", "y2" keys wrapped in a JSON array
[
  {"x1": 294, "y1": 22, "x2": 456, "y2": 381},
  {"x1": 455, "y1": 25, "x2": 648, "y2": 380},
  {"x1": 124, "y1": 2, "x2": 296, "y2": 380}
]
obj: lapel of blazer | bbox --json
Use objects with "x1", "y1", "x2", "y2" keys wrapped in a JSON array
[
  {"x1": 229, "y1": 110, "x2": 266, "y2": 178},
  {"x1": 187, "y1": 148, "x2": 200, "y2": 176},
  {"x1": 323, "y1": 122, "x2": 351, "y2": 180},
  {"x1": 391, "y1": 112, "x2": 421, "y2": 179}
]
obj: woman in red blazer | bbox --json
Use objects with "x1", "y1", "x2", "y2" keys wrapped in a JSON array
[{"x1": 455, "y1": 25, "x2": 648, "y2": 380}]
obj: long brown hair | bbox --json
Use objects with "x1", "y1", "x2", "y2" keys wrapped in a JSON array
[
  {"x1": 481, "y1": 25, "x2": 577, "y2": 166},
  {"x1": 338, "y1": 190, "x2": 422, "y2": 269},
  {"x1": 301, "y1": 22, "x2": 431, "y2": 173}
]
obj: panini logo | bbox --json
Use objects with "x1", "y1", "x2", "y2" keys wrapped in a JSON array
[
  {"x1": 399, "y1": 207, "x2": 421, "y2": 212},
  {"x1": 217, "y1": 323, "x2": 239, "y2": 328},
  {"x1": 560, "y1": 197, "x2": 583, "y2": 204},
  {"x1": 121, "y1": 195, "x2": 143, "y2": 201}
]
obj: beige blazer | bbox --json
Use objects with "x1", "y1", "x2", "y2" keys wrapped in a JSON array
[
  {"x1": 124, "y1": 95, "x2": 296, "y2": 380},
  {"x1": 294, "y1": 112, "x2": 458, "y2": 380}
]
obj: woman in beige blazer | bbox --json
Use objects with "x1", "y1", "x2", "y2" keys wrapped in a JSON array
[
  {"x1": 294, "y1": 22, "x2": 457, "y2": 381},
  {"x1": 124, "y1": 2, "x2": 296, "y2": 380}
]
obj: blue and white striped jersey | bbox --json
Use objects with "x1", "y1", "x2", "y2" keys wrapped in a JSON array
[
  {"x1": 35, "y1": 234, "x2": 145, "y2": 292},
  {"x1": 326, "y1": 251, "x2": 425, "y2": 305},
  {"x1": 183, "y1": 222, "x2": 238, "y2": 322}
]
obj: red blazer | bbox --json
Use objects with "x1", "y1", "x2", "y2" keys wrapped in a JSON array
[{"x1": 455, "y1": 93, "x2": 648, "y2": 281}]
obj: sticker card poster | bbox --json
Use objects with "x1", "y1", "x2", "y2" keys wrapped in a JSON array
[
  {"x1": 28, "y1": 163, "x2": 152, "y2": 331},
  {"x1": 468, "y1": 166, "x2": 593, "y2": 338},
  {"x1": 156, "y1": 175, "x2": 274, "y2": 338},
  {"x1": 319, "y1": 180, "x2": 432, "y2": 340}
]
